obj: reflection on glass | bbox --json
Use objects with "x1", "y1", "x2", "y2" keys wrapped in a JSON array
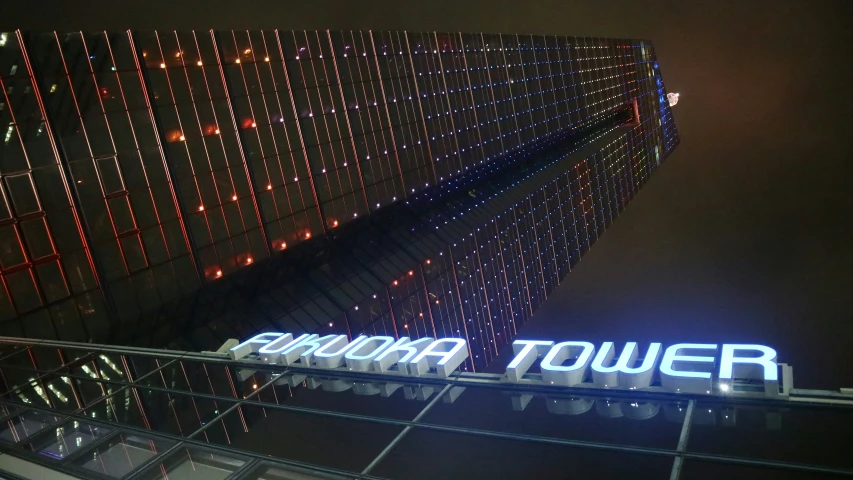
[
  {"x1": 31, "y1": 419, "x2": 112, "y2": 459},
  {"x1": 373, "y1": 427, "x2": 673, "y2": 480},
  {"x1": 209, "y1": 402, "x2": 401, "y2": 472},
  {"x1": 75, "y1": 433, "x2": 174, "y2": 478},
  {"x1": 0, "y1": 401, "x2": 21, "y2": 419},
  {"x1": 254, "y1": 372, "x2": 428, "y2": 421},
  {"x1": 689, "y1": 402, "x2": 853, "y2": 470},
  {"x1": 0, "y1": 410, "x2": 61, "y2": 443},
  {"x1": 681, "y1": 458, "x2": 841, "y2": 480},
  {"x1": 422, "y1": 384, "x2": 684, "y2": 450},
  {"x1": 141, "y1": 447, "x2": 246, "y2": 480},
  {"x1": 250, "y1": 463, "x2": 349, "y2": 480}
]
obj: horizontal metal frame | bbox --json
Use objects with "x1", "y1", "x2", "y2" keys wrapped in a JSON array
[
  {"x1": 1, "y1": 336, "x2": 851, "y2": 408},
  {"x1": 3, "y1": 368, "x2": 852, "y2": 479},
  {"x1": 0, "y1": 336, "x2": 852, "y2": 478}
]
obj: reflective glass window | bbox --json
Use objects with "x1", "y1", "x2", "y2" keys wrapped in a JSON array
[
  {"x1": 0, "y1": 410, "x2": 61, "y2": 443},
  {"x1": 140, "y1": 446, "x2": 247, "y2": 480},
  {"x1": 29, "y1": 418, "x2": 112, "y2": 459},
  {"x1": 74, "y1": 432, "x2": 175, "y2": 478}
]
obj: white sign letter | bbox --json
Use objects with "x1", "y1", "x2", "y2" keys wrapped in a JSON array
[
  {"x1": 506, "y1": 340, "x2": 554, "y2": 382},
  {"x1": 345, "y1": 336, "x2": 396, "y2": 371},
  {"x1": 719, "y1": 344, "x2": 778, "y2": 395},
  {"x1": 660, "y1": 343, "x2": 718, "y2": 394},
  {"x1": 409, "y1": 338, "x2": 469, "y2": 377},
  {"x1": 257, "y1": 333, "x2": 302, "y2": 364},
  {"x1": 229, "y1": 332, "x2": 284, "y2": 360},
  {"x1": 591, "y1": 342, "x2": 662, "y2": 389},
  {"x1": 279, "y1": 334, "x2": 340, "y2": 366},
  {"x1": 372, "y1": 337, "x2": 434, "y2": 373},
  {"x1": 540, "y1": 341, "x2": 596, "y2": 386},
  {"x1": 314, "y1": 336, "x2": 369, "y2": 368}
]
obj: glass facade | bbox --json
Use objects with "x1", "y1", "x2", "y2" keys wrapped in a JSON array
[
  {"x1": 1, "y1": 30, "x2": 678, "y2": 365},
  {"x1": 0, "y1": 338, "x2": 851, "y2": 479},
  {"x1": 3, "y1": 29, "x2": 850, "y2": 480}
]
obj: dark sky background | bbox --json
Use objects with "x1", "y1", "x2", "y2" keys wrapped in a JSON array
[{"x1": 5, "y1": 0, "x2": 853, "y2": 390}]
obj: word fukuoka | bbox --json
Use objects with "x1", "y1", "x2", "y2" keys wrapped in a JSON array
[{"x1": 230, "y1": 333, "x2": 782, "y2": 396}]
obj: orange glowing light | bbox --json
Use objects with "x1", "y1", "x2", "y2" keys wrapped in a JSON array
[
  {"x1": 251, "y1": 122, "x2": 257, "y2": 128},
  {"x1": 235, "y1": 59, "x2": 241, "y2": 64},
  {"x1": 393, "y1": 280, "x2": 398, "y2": 286},
  {"x1": 159, "y1": 63, "x2": 166, "y2": 69},
  {"x1": 198, "y1": 205, "x2": 204, "y2": 211},
  {"x1": 332, "y1": 220, "x2": 339, "y2": 227},
  {"x1": 179, "y1": 135, "x2": 185, "y2": 141},
  {"x1": 215, "y1": 270, "x2": 222, "y2": 277},
  {"x1": 231, "y1": 195, "x2": 237, "y2": 201},
  {"x1": 244, "y1": 49, "x2": 252, "y2": 54},
  {"x1": 246, "y1": 257, "x2": 253, "y2": 264},
  {"x1": 264, "y1": 56, "x2": 270, "y2": 62},
  {"x1": 426, "y1": 259, "x2": 431, "y2": 264},
  {"x1": 280, "y1": 242, "x2": 287, "y2": 249},
  {"x1": 197, "y1": 60, "x2": 203, "y2": 66},
  {"x1": 214, "y1": 129, "x2": 220, "y2": 134},
  {"x1": 266, "y1": 184, "x2": 272, "y2": 190},
  {"x1": 408, "y1": 270, "x2": 414, "y2": 276},
  {"x1": 305, "y1": 232, "x2": 312, "y2": 239},
  {"x1": 166, "y1": 130, "x2": 183, "y2": 142}
]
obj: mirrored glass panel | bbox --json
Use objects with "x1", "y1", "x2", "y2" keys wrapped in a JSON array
[
  {"x1": 422, "y1": 386, "x2": 684, "y2": 450},
  {"x1": 373, "y1": 426, "x2": 673, "y2": 480},
  {"x1": 29, "y1": 418, "x2": 112, "y2": 460},
  {"x1": 140, "y1": 446, "x2": 247, "y2": 480},
  {"x1": 0, "y1": 410, "x2": 61, "y2": 444},
  {"x1": 74, "y1": 433, "x2": 175, "y2": 478},
  {"x1": 248, "y1": 463, "x2": 351, "y2": 480}
]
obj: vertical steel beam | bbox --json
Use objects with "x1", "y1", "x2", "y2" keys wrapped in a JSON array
[
  {"x1": 447, "y1": 248, "x2": 475, "y2": 371},
  {"x1": 403, "y1": 31, "x2": 439, "y2": 185},
  {"x1": 17, "y1": 30, "x2": 121, "y2": 333},
  {"x1": 471, "y1": 230, "x2": 498, "y2": 356},
  {"x1": 361, "y1": 383, "x2": 452, "y2": 476},
  {"x1": 491, "y1": 220, "x2": 517, "y2": 336},
  {"x1": 271, "y1": 29, "x2": 328, "y2": 233},
  {"x1": 418, "y1": 263, "x2": 438, "y2": 338},
  {"x1": 384, "y1": 284, "x2": 400, "y2": 339},
  {"x1": 525, "y1": 196, "x2": 550, "y2": 296},
  {"x1": 508, "y1": 34, "x2": 538, "y2": 141},
  {"x1": 496, "y1": 33, "x2": 523, "y2": 150},
  {"x1": 540, "y1": 190, "x2": 561, "y2": 286},
  {"x1": 457, "y1": 32, "x2": 488, "y2": 162},
  {"x1": 324, "y1": 30, "x2": 371, "y2": 212},
  {"x1": 474, "y1": 32, "x2": 506, "y2": 156},
  {"x1": 669, "y1": 399, "x2": 695, "y2": 480},
  {"x1": 552, "y1": 173, "x2": 574, "y2": 275},
  {"x1": 529, "y1": 34, "x2": 556, "y2": 135},
  {"x1": 210, "y1": 30, "x2": 272, "y2": 256},
  {"x1": 128, "y1": 30, "x2": 206, "y2": 284},
  {"x1": 432, "y1": 31, "x2": 464, "y2": 174},
  {"x1": 510, "y1": 207, "x2": 535, "y2": 317},
  {"x1": 368, "y1": 30, "x2": 408, "y2": 196}
]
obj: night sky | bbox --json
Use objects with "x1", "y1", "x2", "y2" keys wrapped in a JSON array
[{"x1": 5, "y1": 0, "x2": 852, "y2": 390}]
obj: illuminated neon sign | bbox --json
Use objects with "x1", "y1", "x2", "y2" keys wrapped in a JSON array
[{"x1": 229, "y1": 334, "x2": 786, "y2": 397}]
